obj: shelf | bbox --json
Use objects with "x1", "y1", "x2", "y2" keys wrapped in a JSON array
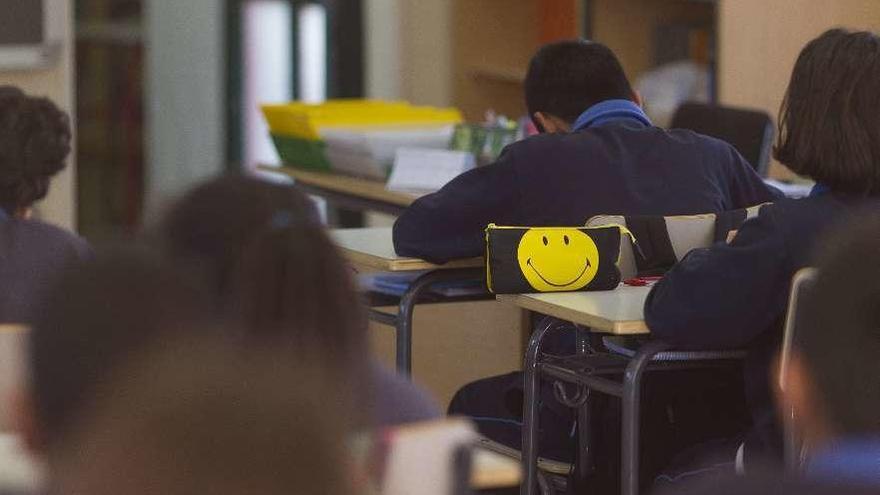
[
  {"x1": 468, "y1": 65, "x2": 526, "y2": 84},
  {"x1": 76, "y1": 21, "x2": 143, "y2": 45}
]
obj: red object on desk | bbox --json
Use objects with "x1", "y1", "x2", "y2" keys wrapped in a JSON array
[{"x1": 623, "y1": 276, "x2": 663, "y2": 287}]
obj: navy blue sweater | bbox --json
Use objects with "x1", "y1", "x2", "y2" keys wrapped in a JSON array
[
  {"x1": 645, "y1": 193, "x2": 880, "y2": 462},
  {"x1": 393, "y1": 120, "x2": 780, "y2": 264}
]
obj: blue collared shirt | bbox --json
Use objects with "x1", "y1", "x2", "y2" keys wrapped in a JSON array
[
  {"x1": 807, "y1": 438, "x2": 880, "y2": 487},
  {"x1": 572, "y1": 99, "x2": 652, "y2": 132}
]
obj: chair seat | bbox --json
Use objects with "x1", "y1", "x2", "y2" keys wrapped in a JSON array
[{"x1": 602, "y1": 336, "x2": 747, "y2": 361}]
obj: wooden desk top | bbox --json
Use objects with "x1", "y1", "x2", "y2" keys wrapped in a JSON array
[
  {"x1": 0, "y1": 325, "x2": 26, "y2": 334},
  {"x1": 330, "y1": 227, "x2": 482, "y2": 272},
  {"x1": 268, "y1": 166, "x2": 419, "y2": 208},
  {"x1": 496, "y1": 285, "x2": 651, "y2": 335},
  {"x1": 472, "y1": 447, "x2": 521, "y2": 489}
]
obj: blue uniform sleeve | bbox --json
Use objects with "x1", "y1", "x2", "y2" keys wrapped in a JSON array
[
  {"x1": 722, "y1": 144, "x2": 784, "y2": 208},
  {"x1": 644, "y1": 204, "x2": 793, "y2": 350},
  {"x1": 392, "y1": 150, "x2": 522, "y2": 264}
]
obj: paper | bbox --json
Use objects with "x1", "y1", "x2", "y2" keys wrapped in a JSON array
[{"x1": 386, "y1": 148, "x2": 475, "y2": 193}]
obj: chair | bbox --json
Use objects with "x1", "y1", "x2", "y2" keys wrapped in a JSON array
[
  {"x1": 670, "y1": 102, "x2": 775, "y2": 177},
  {"x1": 521, "y1": 209, "x2": 762, "y2": 495},
  {"x1": 586, "y1": 203, "x2": 766, "y2": 279},
  {"x1": 779, "y1": 268, "x2": 818, "y2": 472}
]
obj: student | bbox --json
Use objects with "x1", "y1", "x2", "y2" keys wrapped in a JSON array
[
  {"x1": 52, "y1": 336, "x2": 356, "y2": 495},
  {"x1": 657, "y1": 213, "x2": 880, "y2": 495},
  {"x1": 0, "y1": 86, "x2": 90, "y2": 322},
  {"x1": 393, "y1": 40, "x2": 779, "y2": 264},
  {"x1": 645, "y1": 29, "x2": 880, "y2": 470},
  {"x1": 9, "y1": 250, "x2": 218, "y2": 483},
  {"x1": 159, "y1": 174, "x2": 440, "y2": 426},
  {"x1": 779, "y1": 212, "x2": 880, "y2": 487}
]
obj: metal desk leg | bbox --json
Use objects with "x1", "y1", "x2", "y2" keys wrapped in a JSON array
[
  {"x1": 621, "y1": 341, "x2": 671, "y2": 495},
  {"x1": 521, "y1": 316, "x2": 564, "y2": 495},
  {"x1": 394, "y1": 268, "x2": 484, "y2": 376}
]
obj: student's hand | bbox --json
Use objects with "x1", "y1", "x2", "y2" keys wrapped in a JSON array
[{"x1": 726, "y1": 230, "x2": 738, "y2": 244}]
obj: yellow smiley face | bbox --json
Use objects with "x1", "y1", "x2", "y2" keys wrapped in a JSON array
[{"x1": 516, "y1": 229, "x2": 600, "y2": 292}]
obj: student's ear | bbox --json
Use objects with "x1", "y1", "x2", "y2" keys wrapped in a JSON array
[
  {"x1": 9, "y1": 386, "x2": 45, "y2": 456},
  {"x1": 777, "y1": 353, "x2": 833, "y2": 447},
  {"x1": 532, "y1": 112, "x2": 571, "y2": 134}
]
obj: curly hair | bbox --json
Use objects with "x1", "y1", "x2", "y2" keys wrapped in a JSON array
[{"x1": 0, "y1": 86, "x2": 72, "y2": 213}]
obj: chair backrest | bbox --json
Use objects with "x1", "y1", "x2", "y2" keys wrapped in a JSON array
[
  {"x1": 671, "y1": 102, "x2": 775, "y2": 177},
  {"x1": 779, "y1": 268, "x2": 818, "y2": 472},
  {"x1": 586, "y1": 205, "x2": 765, "y2": 279}
]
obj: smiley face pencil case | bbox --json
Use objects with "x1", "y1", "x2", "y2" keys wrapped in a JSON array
[{"x1": 484, "y1": 224, "x2": 627, "y2": 294}]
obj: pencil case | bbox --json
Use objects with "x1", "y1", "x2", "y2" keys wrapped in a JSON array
[{"x1": 485, "y1": 224, "x2": 629, "y2": 294}]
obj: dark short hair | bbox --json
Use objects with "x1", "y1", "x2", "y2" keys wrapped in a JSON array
[
  {"x1": 525, "y1": 40, "x2": 634, "y2": 125},
  {"x1": 29, "y1": 249, "x2": 212, "y2": 450},
  {"x1": 159, "y1": 174, "x2": 369, "y2": 390},
  {"x1": 774, "y1": 29, "x2": 880, "y2": 195},
  {"x1": 799, "y1": 209, "x2": 880, "y2": 435},
  {"x1": 0, "y1": 86, "x2": 71, "y2": 212}
]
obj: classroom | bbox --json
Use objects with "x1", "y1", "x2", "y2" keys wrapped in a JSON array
[{"x1": 1, "y1": 1, "x2": 880, "y2": 494}]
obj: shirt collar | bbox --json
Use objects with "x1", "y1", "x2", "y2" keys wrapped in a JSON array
[
  {"x1": 572, "y1": 99, "x2": 652, "y2": 132},
  {"x1": 807, "y1": 437, "x2": 880, "y2": 486},
  {"x1": 810, "y1": 183, "x2": 831, "y2": 197}
]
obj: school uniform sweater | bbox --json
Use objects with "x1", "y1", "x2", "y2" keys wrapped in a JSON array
[
  {"x1": 393, "y1": 100, "x2": 780, "y2": 264},
  {"x1": 0, "y1": 212, "x2": 91, "y2": 323},
  {"x1": 645, "y1": 193, "x2": 880, "y2": 463}
]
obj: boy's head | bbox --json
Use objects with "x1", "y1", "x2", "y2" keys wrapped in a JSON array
[
  {"x1": 525, "y1": 40, "x2": 637, "y2": 133},
  {"x1": 0, "y1": 86, "x2": 71, "y2": 216},
  {"x1": 779, "y1": 210, "x2": 880, "y2": 447}
]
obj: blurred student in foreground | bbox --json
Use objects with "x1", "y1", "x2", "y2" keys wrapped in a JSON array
[
  {"x1": 52, "y1": 336, "x2": 356, "y2": 495},
  {"x1": 159, "y1": 174, "x2": 439, "y2": 426},
  {"x1": 10, "y1": 250, "x2": 219, "y2": 480},
  {"x1": 662, "y1": 211, "x2": 880, "y2": 495},
  {"x1": 0, "y1": 87, "x2": 90, "y2": 323}
]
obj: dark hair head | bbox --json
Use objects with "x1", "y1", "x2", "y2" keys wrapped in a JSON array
[
  {"x1": 774, "y1": 29, "x2": 880, "y2": 195},
  {"x1": 799, "y1": 209, "x2": 880, "y2": 436},
  {"x1": 29, "y1": 248, "x2": 213, "y2": 451},
  {"x1": 53, "y1": 336, "x2": 354, "y2": 495},
  {"x1": 159, "y1": 174, "x2": 368, "y2": 383},
  {"x1": 0, "y1": 86, "x2": 71, "y2": 212},
  {"x1": 525, "y1": 40, "x2": 634, "y2": 125}
]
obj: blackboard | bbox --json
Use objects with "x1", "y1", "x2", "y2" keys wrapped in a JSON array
[{"x1": 0, "y1": 0, "x2": 44, "y2": 45}]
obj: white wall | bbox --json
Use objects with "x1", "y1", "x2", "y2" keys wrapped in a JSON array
[
  {"x1": 364, "y1": 0, "x2": 453, "y2": 107},
  {"x1": 144, "y1": 0, "x2": 227, "y2": 220},
  {"x1": 0, "y1": 0, "x2": 76, "y2": 230},
  {"x1": 365, "y1": 0, "x2": 402, "y2": 100}
]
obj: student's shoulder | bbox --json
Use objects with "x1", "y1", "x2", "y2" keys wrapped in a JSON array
[
  {"x1": 658, "y1": 471, "x2": 878, "y2": 495},
  {"x1": 6, "y1": 219, "x2": 91, "y2": 258}
]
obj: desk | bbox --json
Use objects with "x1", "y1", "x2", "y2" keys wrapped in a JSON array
[
  {"x1": 499, "y1": 287, "x2": 743, "y2": 495},
  {"x1": 331, "y1": 228, "x2": 481, "y2": 272},
  {"x1": 472, "y1": 448, "x2": 522, "y2": 489},
  {"x1": 496, "y1": 286, "x2": 651, "y2": 335},
  {"x1": 329, "y1": 227, "x2": 485, "y2": 375},
  {"x1": 266, "y1": 166, "x2": 419, "y2": 217},
  {"x1": 0, "y1": 325, "x2": 27, "y2": 433}
]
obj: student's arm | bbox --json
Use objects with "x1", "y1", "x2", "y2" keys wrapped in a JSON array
[
  {"x1": 722, "y1": 144, "x2": 785, "y2": 208},
  {"x1": 645, "y1": 205, "x2": 791, "y2": 350},
  {"x1": 392, "y1": 152, "x2": 522, "y2": 264}
]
